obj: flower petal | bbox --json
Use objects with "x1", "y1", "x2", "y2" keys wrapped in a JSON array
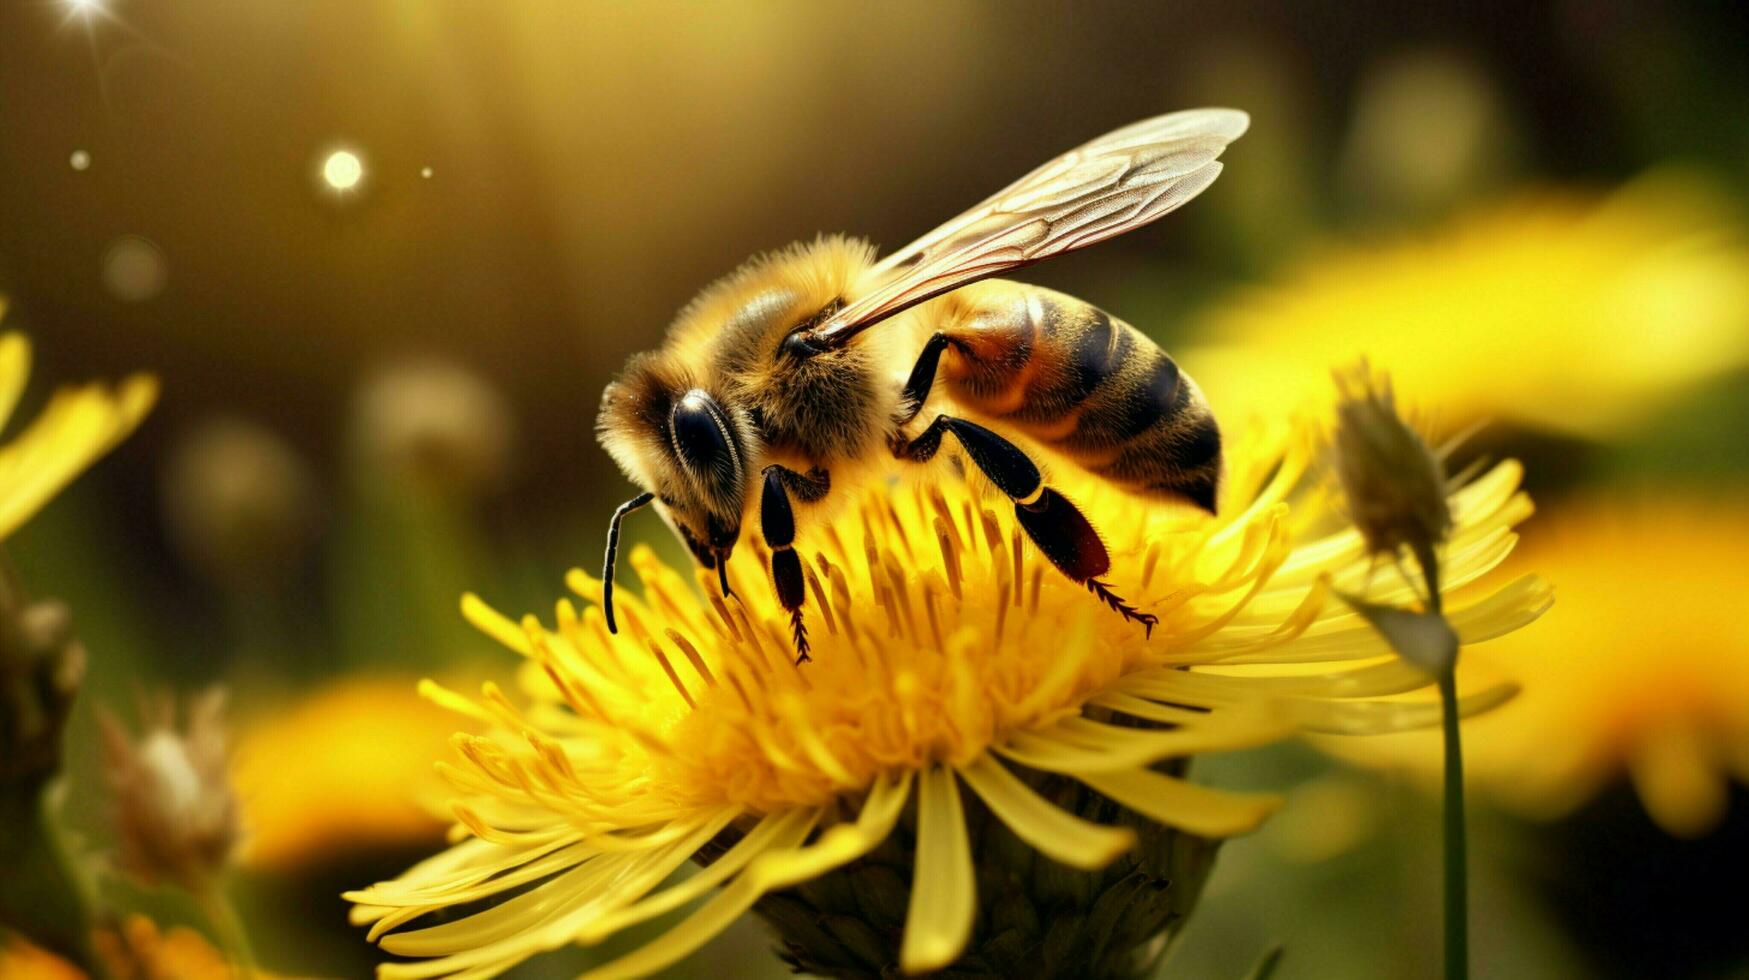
[
  {"x1": 0, "y1": 332, "x2": 28, "y2": 430},
  {"x1": 572, "y1": 807, "x2": 810, "y2": 944},
  {"x1": 958, "y1": 753, "x2": 1135, "y2": 870},
  {"x1": 1290, "y1": 681, "x2": 1519, "y2": 735},
  {"x1": 997, "y1": 712, "x2": 1291, "y2": 773},
  {"x1": 901, "y1": 765, "x2": 976, "y2": 974},
  {"x1": 0, "y1": 373, "x2": 157, "y2": 540},
  {"x1": 1076, "y1": 767, "x2": 1282, "y2": 837},
  {"x1": 1629, "y1": 719, "x2": 1729, "y2": 839},
  {"x1": 578, "y1": 772, "x2": 913, "y2": 980}
]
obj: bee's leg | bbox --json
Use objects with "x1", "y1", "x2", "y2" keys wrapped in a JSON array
[
  {"x1": 894, "y1": 332, "x2": 969, "y2": 427},
  {"x1": 760, "y1": 464, "x2": 830, "y2": 664},
  {"x1": 894, "y1": 415, "x2": 1157, "y2": 636}
]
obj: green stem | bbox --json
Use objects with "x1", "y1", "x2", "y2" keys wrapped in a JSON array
[
  {"x1": 197, "y1": 882, "x2": 258, "y2": 979},
  {"x1": 1438, "y1": 670, "x2": 1468, "y2": 980},
  {"x1": 0, "y1": 782, "x2": 111, "y2": 978}
]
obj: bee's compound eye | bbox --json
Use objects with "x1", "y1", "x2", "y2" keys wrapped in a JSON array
[{"x1": 669, "y1": 389, "x2": 740, "y2": 483}]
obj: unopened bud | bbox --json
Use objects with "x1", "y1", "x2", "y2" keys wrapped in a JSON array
[
  {"x1": 99, "y1": 689, "x2": 239, "y2": 892},
  {"x1": 1332, "y1": 364, "x2": 1451, "y2": 597},
  {"x1": 348, "y1": 358, "x2": 515, "y2": 498}
]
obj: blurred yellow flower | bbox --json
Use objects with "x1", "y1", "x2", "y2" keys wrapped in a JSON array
[
  {"x1": 93, "y1": 915, "x2": 260, "y2": 980},
  {"x1": 1337, "y1": 496, "x2": 1749, "y2": 838},
  {"x1": 2, "y1": 914, "x2": 271, "y2": 980},
  {"x1": 348, "y1": 416, "x2": 1549, "y2": 979},
  {"x1": 0, "y1": 320, "x2": 158, "y2": 541},
  {"x1": 232, "y1": 676, "x2": 468, "y2": 871},
  {"x1": 1184, "y1": 172, "x2": 1749, "y2": 438},
  {"x1": 0, "y1": 931, "x2": 84, "y2": 980}
]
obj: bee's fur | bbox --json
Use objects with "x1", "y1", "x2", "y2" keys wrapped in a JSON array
[{"x1": 597, "y1": 236, "x2": 904, "y2": 543}]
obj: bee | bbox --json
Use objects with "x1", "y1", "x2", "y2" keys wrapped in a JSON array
[{"x1": 597, "y1": 108, "x2": 1247, "y2": 662}]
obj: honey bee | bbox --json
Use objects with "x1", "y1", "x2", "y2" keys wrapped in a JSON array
[{"x1": 597, "y1": 108, "x2": 1248, "y2": 661}]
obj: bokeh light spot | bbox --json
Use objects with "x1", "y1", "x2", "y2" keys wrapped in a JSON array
[
  {"x1": 69, "y1": 150, "x2": 91, "y2": 171},
  {"x1": 420, "y1": 166, "x2": 433, "y2": 179},
  {"x1": 322, "y1": 149, "x2": 364, "y2": 191},
  {"x1": 101, "y1": 235, "x2": 168, "y2": 302}
]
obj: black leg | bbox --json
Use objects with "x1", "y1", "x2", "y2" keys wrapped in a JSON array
[
  {"x1": 893, "y1": 416, "x2": 1157, "y2": 636},
  {"x1": 895, "y1": 332, "x2": 963, "y2": 426},
  {"x1": 761, "y1": 465, "x2": 830, "y2": 663}
]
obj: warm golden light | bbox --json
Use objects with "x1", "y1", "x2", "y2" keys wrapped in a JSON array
[
  {"x1": 64, "y1": 0, "x2": 103, "y2": 15},
  {"x1": 321, "y1": 149, "x2": 364, "y2": 191}
]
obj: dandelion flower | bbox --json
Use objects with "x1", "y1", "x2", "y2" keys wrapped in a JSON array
[
  {"x1": 233, "y1": 676, "x2": 468, "y2": 871},
  {"x1": 348, "y1": 418, "x2": 1550, "y2": 978},
  {"x1": 1339, "y1": 497, "x2": 1749, "y2": 838},
  {"x1": 1184, "y1": 172, "x2": 1749, "y2": 438},
  {"x1": 0, "y1": 322, "x2": 158, "y2": 541}
]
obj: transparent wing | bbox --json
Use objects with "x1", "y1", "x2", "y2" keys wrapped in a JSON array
[{"x1": 805, "y1": 108, "x2": 1249, "y2": 350}]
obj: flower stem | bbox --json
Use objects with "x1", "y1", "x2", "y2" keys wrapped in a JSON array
[
  {"x1": 197, "y1": 882, "x2": 258, "y2": 979},
  {"x1": 1438, "y1": 670, "x2": 1468, "y2": 980}
]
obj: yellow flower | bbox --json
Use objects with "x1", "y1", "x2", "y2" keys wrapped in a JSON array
[
  {"x1": 92, "y1": 915, "x2": 250, "y2": 980},
  {"x1": 0, "y1": 931, "x2": 84, "y2": 980},
  {"x1": 2, "y1": 914, "x2": 274, "y2": 980},
  {"x1": 348, "y1": 419, "x2": 1549, "y2": 978},
  {"x1": 232, "y1": 676, "x2": 468, "y2": 871},
  {"x1": 1336, "y1": 497, "x2": 1749, "y2": 838},
  {"x1": 1184, "y1": 172, "x2": 1749, "y2": 438},
  {"x1": 0, "y1": 321, "x2": 158, "y2": 541}
]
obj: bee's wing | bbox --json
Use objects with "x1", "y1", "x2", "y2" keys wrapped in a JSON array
[{"x1": 805, "y1": 108, "x2": 1249, "y2": 350}]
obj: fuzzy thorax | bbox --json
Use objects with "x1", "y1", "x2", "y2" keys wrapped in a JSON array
[{"x1": 595, "y1": 236, "x2": 906, "y2": 536}]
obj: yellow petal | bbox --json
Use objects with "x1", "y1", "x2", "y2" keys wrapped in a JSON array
[
  {"x1": 900, "y1": 765, "x2": 975, "y2": 974},
  {"x1": 0, "y1": 331, "x2": 28, "y2": 430},
  {"x1": 1077, "y1": 767, "x2": 1282, "y2": 837},
  {"x1": 958, "y1": 753, "x2": 1135, "y2": 870},
  {"x1": 580, "y1": 772, "x2": 912, "y2": 980},
  {"x1": 1628, "y1": 719, "x2": 1728, "y2": 839},
  {"x1": 0, "y1": 373, "x2": 157, "y2": 540},
  {"x1": 1291, "y1": 681, "x2": 1519, "y2": 735},
  {"x1": 572, "y1": 807, "x2": 807, "y2": 944},
  {"x1": 998, "y1": 712, "x2": 1291, "y2": 773}
]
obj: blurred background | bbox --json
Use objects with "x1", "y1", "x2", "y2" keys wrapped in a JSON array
[{"x1": 3, "y1": 1, "x2": 1748, "y2": 977}]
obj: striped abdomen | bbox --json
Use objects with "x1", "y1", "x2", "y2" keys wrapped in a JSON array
[{"x1": 928, "y1": 282, "x2": 1221, "y2": 511}]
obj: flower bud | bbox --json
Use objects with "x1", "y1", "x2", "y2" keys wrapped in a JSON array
[
  {"x1": 1331, "y1": 364, "x2": 1451, "y2": 598},
  {"x1": 99, "y1": 690, "x2": 239, "y2": 892}
]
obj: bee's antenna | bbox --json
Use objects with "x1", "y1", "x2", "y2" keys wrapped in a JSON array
[{"x1": 603, "y1": 491, "x2": 654, "y2": 634}]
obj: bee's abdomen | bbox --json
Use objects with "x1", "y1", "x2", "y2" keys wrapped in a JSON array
[{"x1": 938, "y1": 284, "x2": 1221, "y2": 511}]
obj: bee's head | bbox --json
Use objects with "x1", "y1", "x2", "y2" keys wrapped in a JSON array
[
  {"x1": 597, "y1": 359, "x2": 759, "y2": 629},
  {"x1": 653, "y1": 387, "x2": 750, "y2": 557}
]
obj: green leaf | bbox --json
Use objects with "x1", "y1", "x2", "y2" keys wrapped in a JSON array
[{"x1": 1335, "y1": 591, "x2": 1459, "y2": 676}]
